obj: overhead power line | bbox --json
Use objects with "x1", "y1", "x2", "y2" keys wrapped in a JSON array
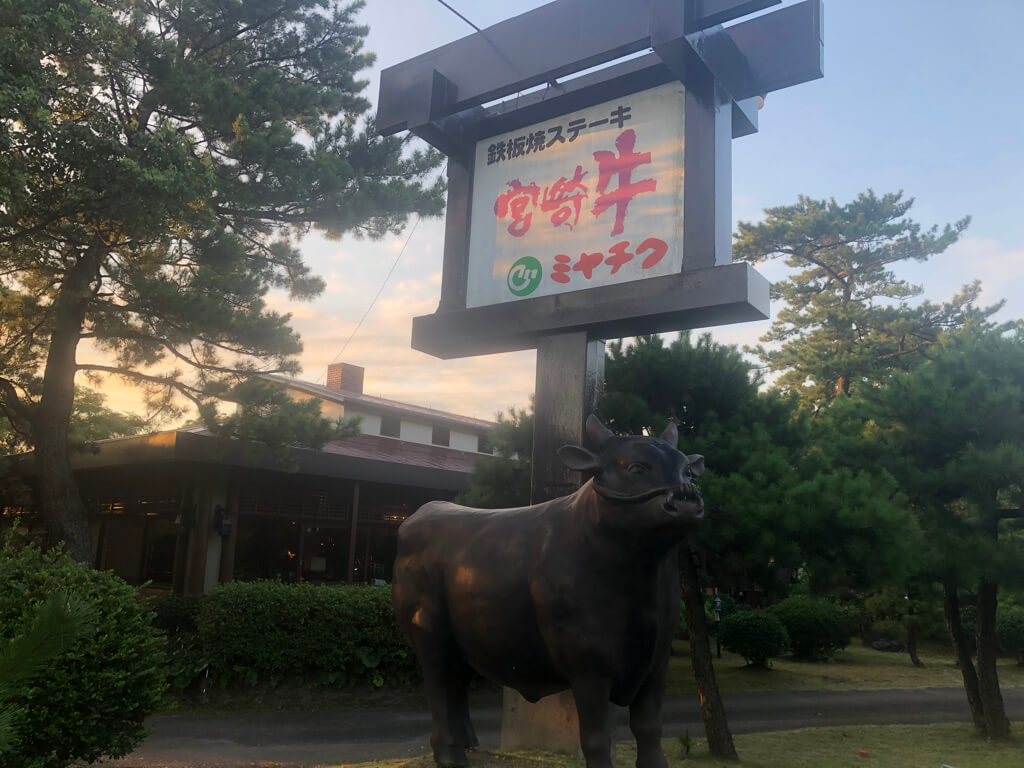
[
  {"x1": 433, "y1": 0, "x2": 481, "y2": 32},
  {"x1": 321, "y1": 215, "x2": 421, "y2": 380}
]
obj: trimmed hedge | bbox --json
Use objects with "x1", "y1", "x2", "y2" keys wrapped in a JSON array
[
  {"x1": 770, "y1": 596, "x2": 850, "y2": 661},
  {"x1": 193, "y1": 581, "x2": 417, "y2": 689},
  {"x1": 998, "y1": 606, "x2": 1024, "y2": 665},
  {"x1": 0, "y1": 546, "x2": 166, "y2": 768},
  {"x1": 719, "y1": 610, "x2": 789, "y2": 667}
]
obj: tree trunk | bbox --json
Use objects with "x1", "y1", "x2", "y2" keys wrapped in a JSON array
[
  {"x1": 906, "y1": 615, "x2": 924, "y2": 668},
  {"x1": 976, "y1": 579, "x2": 1011, "y2": 739},
  {"x1": 943, "y1": 581, "x2": 986, "y2": 734},
  {"x1": 31, "y1": 251, "x2": 98, "y2": 564},
  {"x1": 680, "y1": 547, "x2": 737, "y2": 760}
]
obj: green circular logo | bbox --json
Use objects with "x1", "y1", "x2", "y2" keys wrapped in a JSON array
[{"x1": 506, "y1": 256, "x2": 543, "y2": 297}]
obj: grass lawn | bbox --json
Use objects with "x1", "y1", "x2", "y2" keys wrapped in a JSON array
[
  {"x1": 345, "y1": 723, "x2": 1024, "y2": 768},
  {"x1": 171, "y1": 641, "x2": 1024, "y2": 713},
  {"x1": 665, "y1": 641, "x2": 1024, "y2": 695}
]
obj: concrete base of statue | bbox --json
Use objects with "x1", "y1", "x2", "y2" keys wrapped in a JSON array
[{"x1": 499, "y1": 688, "x2": 580, "y2": 754}]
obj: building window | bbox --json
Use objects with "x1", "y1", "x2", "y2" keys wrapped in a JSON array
[
  {"x1": 478, "y1": 434, "x2": 493, "y2": 454},
  {"x1": 380, "y1": 414, "x2": 400, "y2": 438},
  {"x1": 431, "y1": 425, "x2": 450, "y2": 447}
]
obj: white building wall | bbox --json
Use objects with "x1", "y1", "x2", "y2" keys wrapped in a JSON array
[
  {"x1": 286, "y1": 387, "x2": 345, "y2": 420},
  {"x1": 450, "y1": 430, "x2": 478, "y2": 452}
]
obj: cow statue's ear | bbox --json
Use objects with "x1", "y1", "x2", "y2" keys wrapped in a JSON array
[
  {"x1": 660, "y1": 421, "x2": 679, "y2": 446},
  {"x1": 558, "y1": 445, "x2": 602, "y2": 474},
  {"x1": 686, "y1": 454, "x2": 705, "y2": 477},
  {"x1": 585, "y1": 414, "x2": 614, "y2": 448}
]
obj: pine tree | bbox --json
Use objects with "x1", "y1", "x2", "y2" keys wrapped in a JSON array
[
  {"x1": 0, "y1": 0, "x2": 445, "y2": 561},
  {"x1": 867, "y1": 324, "x2": 1024, "y2": 739},
  {"x1": 733, "y1": 190, "x2": 993, "y2": 411},
  {"x1": 457, "y1": 404, "x2": 533, "y2": 509}
]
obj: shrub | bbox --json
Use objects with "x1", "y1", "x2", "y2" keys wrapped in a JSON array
[
  {"x1": 0, "y1": 546, "x2": 166, "y2": 768},
  {"x1": 719, "y1": 610, "x2": 789, "y2": 667},
  {"x1": 195, "y1": 581, "x2": 417, "y2": 689},
  {"x1": 676, "y1": 603, "x2": 688, "y2": 641},
  {"x1": 959, "y1": 604, "x2": 978, "y2": 654},
  {"x1": 770, "y1": 596, "x2": 850, "y2": 661},
  {"x1": 997, "y1": 606, "x2": 1024, "y2": 665},
  {"x1": 150, "y1": 593, "x2": 201, "y2": 635}
]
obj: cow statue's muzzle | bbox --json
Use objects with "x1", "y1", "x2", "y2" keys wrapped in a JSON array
[{"x1": 592, "y1": 481, "x2": 704, "y2": 521}]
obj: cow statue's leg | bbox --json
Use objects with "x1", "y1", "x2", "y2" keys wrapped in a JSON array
[
  {"x1": 451, "y1": 658, "x2": 479, "y2": 750},
  {"x1": 628, "y1": 658, "x2": 670, "y2": 768},
  {"x1": 395, "y1": 565, "x2": 470, "y2": 768},
  {"x1": 409, "y1": 625, "x2": 470, "y2": 767},
  {"x1": 571, "y1": 678, "x2": 614, "y2": 768}
]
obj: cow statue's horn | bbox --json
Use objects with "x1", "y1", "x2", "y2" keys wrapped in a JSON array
[
  {"x1": 585, "y1": 414, "x2": 614, "y2": 447},
  {"x1": 660, "y1": 421, "x2": 678, "y2": 447}
]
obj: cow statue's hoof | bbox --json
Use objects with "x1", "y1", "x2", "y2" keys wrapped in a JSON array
[{"x1": 433, "y1": 745, "x2": 468, "y2": 768}]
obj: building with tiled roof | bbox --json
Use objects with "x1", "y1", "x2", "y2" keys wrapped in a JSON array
[{"x1": 64, "y1": 363, "x2": 496, "y2": 594}]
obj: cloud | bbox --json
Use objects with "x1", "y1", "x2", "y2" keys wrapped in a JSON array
[{"x1": 912, "y1": 237, "x2": 1024, "y2": 321}]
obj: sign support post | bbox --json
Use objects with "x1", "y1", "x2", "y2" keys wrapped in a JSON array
[{"x1": 502, "y1": 331, "x2": 604, "y2": 751}]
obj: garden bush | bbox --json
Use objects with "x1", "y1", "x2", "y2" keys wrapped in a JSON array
[
  {"x1": 0, "y1": 545, "x2": 166, "y2": 768},
  {"x1": 770, "y1": 596, "x2": 850, "y2": 661},
  {"x1": 150, "y1": 593, "x2": 201, "y2": 635},
  {"x1": 997, "y1": 606, "x2": 1024, "y2": 665},
  {"x1": 149, "y1": 593, "x2": 208, "y2": 692},
  {"x1": 195, "y1": 580, "x2": 417, "y2": 689},
  {"x1": 959, "y1": 604, "x2": 978, "y2": 654},
  {"x1": 719, "y1": 610, "x2": 789, "y2": 667}
]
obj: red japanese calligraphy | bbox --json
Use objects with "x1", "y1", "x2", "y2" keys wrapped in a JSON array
[
  {"x1": 573, "y1": 251, "x2": 604, "y2": 280},
  {"x1": 551, "y1": 253, "x2": 572, "y2": 284},
  {"x1": 540, "y1": 165, "x2": 588, "y2": 230},
  {"x1": 636, "y1": 237, "x2": 668, "y2": 269},
  {"x1": 603, "y1": 240, "x2": 633, "y2": 274},
  {"x1": 547, "y1": 236, "x2": 669, "y2": 286},
  {"x1": 592, "y1": 129, "x2": 656, "y2": 237},
  {"x1": 494, "y1": 180, "x2": 541, "y2": 237}
]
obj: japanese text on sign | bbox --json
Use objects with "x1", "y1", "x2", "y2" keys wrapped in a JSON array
[
  {"x1": 486, "y1": 105, "x2": 633, "y2": 165},
  {"x1": 467, "y1": 82, "x2": 686, "y2": 309}
]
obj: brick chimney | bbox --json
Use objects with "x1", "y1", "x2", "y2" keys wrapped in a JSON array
[{"x1": 326, "y1": 362, "x2": 364, "y2": 393}]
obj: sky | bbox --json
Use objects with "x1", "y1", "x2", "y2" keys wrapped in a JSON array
[{"x1": 118, "y1": 0, "x2": 1024, "y2": 422}]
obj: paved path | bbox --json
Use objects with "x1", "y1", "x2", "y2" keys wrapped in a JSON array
[{"x1": 114, "y1": 687, "x2": 1024, "y2": 768}]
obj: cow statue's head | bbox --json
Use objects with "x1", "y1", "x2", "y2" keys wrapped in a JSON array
[{"x1": 558, "y1": 415, "x2": 705, "y2": 529}]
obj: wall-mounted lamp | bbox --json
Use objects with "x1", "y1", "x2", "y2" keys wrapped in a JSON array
[
  {"x1": 213, "y1": 505, "x2": 233, "y2": 539},
  {"x1": 174, "y1": 505, "x2": 194, "y2": 534}
]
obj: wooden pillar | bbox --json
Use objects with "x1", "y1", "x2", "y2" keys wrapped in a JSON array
[
  {"x1": 363, "y1": 526, "x2": 372, "y2": 584},
  {"x1": 347, "y1": 482, "x2": 360, "y2": 583},
  {"x1": 500, "y1": 330, "x2": 604, "y2": 754},
  {"x1": 218, "y1": 483, "x2": 239, "y2": 584},
  {"x1": 185, "y1": 477, "x2": 211, "y2": 596}
]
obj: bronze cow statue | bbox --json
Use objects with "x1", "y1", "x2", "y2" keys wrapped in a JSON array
[{"x1": 393, "y1": 415, "x2": 705, "y2": 768}]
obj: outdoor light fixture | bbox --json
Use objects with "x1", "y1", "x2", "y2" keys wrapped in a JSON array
[
  {"x1": 173, "y1": 505, "x2": 194, "y2": 534},
  {"x1": 213, "y1": 505, "x2": 232, "y2": 538}
]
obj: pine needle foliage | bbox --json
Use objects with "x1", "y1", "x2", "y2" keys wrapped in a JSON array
[
  {"x1": 0, "y1": 0, "x2": 446, "y2": 558},
  {"x1": 733, "y1": 190, "x2": 996, "y2": 411}
]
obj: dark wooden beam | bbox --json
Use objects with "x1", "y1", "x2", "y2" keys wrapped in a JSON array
[
  {"x1": 688, "y1": 0, "x2": 780, "y2": 31},
  {"x1": 411, "y1": 263, "x2": 768, "y2": 359},
  {"x1": 378, "y1": 0, "x2": 823, "y2": 140}
]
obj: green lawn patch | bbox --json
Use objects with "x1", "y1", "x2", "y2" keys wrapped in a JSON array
[
  {"x1": 666, "y1": 641, "x2": 1024, "y2": 694},
  {"x1": 169, "y1": 640, "x2": 1024, "y2": 713},
  {"x1": 346, "y1": 723, "x2": 1024, "y2": 768}
]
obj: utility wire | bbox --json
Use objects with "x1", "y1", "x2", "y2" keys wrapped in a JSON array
[
  {"x1": 430, "y1": 0, "x2": 559, "y2": 91},
  {"x1": 320, "y1": 215, "x2": 421, "y2": 381},
  {"x1": 434, "y1": 0, "x2": 481, "y2": 31}
]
